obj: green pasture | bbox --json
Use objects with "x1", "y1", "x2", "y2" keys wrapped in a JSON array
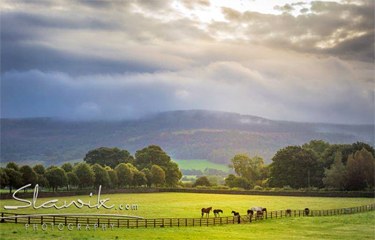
[
  {"x1": 0, "y1": 193, "x2": 374, "y2": 239},
  {"x1": 173, "y1": 159, "x2": 229, "y2": 172}
]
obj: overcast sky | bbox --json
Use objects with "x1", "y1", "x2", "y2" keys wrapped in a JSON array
[{"x1": 1, "y1": 0, "x2": 374, "y2": 124}]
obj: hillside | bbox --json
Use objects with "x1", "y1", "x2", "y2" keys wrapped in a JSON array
[{"x1": 1, "y1": 110, "x2": 373, "y2": 165}]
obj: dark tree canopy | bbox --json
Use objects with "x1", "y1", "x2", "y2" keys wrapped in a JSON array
[
  {"x1": 73, "y1": 162, "x2": 95, "y2": 188},
  {"x1": 19, "y1": 165, "x2": 38, "y2": 188},
  {"x1": 4, "y1": 168, "x2": 23, "y2": 193},
  {"x1": 115, "y1": 163, "x2": 134, "y2": 187},
  {"x1": 45, "y1": 167, "x2": 67, "y2": 192},
  {"x1": 33, "y1": 164, "x2": 46, "y2": 175},
  {"x1": 6, "y1": 162, "x2": 19, "y2": 171},
  {"x1": 0, "y1": 168, "x2": 9, "y2": 189},
  {"x1": 92, "y1": 164, "x2": 111, "y2": 188},
  {"x1": 302, "y1": 140, "x2": 330, "y2": 159},
  {"x1": 61, "y1": 163, "x2": 73, "y2": 172},
  {"x1": 84, "y1": 147, "x2": 134, "y2": 168},
  {"x1": 193, "y1": 176, "x2": 210, "y2": 187},
  {"x1": 346, "y1": 148, "x2": 375, "y2": 190},
  {"x1": 150, "y1": 165, "x2": 165, "y2": 187},
  {"x1": 269, "y1": 146, "x2": 321, "y2": 188},
  {"x1": 135, "y1": 145, "x2": 181, "y2": 186},
  {"x1": 67, "y1": 172, "x2": 79, "y2": 190}
]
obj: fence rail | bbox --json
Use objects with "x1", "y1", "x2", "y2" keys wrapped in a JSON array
[{"x1": 1, "y1": 203, "x2": 374, "y2": 228}]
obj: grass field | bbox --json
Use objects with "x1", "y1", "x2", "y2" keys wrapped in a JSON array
[
  {"x1": 173, "y1": 159, "x2": 229, "y2": 172},
  {"x1": 0, "y1": 192, "x2": 374, "y2": 239}
]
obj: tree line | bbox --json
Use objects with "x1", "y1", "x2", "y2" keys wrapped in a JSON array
[
  {"x1": 0, "y1": 145, "x2": 182, "y2": 193},
  {"x1": 215, "y1": 140, "x2": 374, "y2": 191}
]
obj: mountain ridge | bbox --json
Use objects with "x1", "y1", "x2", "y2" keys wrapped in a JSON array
[{"x1": 1, "y1": 110, "x2": 373, "y2": 165}]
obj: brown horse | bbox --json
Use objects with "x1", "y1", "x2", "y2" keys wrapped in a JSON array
[
  {"x1": 286, "y1": 209, "x2": 292, "y2": 216},
  {"x1": 231, "y1": 211, "x2": 241, "y2": 223},
  {"x1": 247, "y1": 209, "x2": 254, "y2": 222},
  {"x1": 213, "y1": 209, "x2": 223, "y2": 217},
  {"x1": 304, "y1": 208, "x2": 310, "y2": 216},
  {"x1": 201, "y1": 207, "x2": 212, "y2": 217},
  {"x1": 256, "y1": 210, "x2": 263, "y2": 219}
]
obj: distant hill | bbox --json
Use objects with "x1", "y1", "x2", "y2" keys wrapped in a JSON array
[{"x1": 1, "y1": 110, "x2": 373, "y2": 165}]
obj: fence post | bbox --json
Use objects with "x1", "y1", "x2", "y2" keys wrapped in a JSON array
[
  {"x1": 41, "y1": 216, "x2": 43, "y2": 224},
  {"x1": 15, "y1": 214, "x2": 17, "y2": 224},
  {"x1": 28, "y1": 216, "x2": 30, "y2": 224}
]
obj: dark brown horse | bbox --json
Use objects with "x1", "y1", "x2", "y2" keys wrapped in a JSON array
[
  {"x1": 304, "y1": 208, "x2": 310, "y2": 216},
  {"x1": 213, "y1": 209, "x2": 223, "y2": 217},
  {"x1": 286, "y1": 209, "x2": 292, "y2": 216},
  {"x1": 231, "y1": 211, "x2": 241, "y2": 223},
  {"x1": 256, "y1": 210, "x2": 263, "y2": 219},
  {"x1": 247, "y1": 209, "x2": 254, "y2": 222},
  {"x1": 201, "y1": 207, "x2": 212, "y2": 217}
]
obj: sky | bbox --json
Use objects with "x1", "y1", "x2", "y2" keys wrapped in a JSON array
[{"x1": 1, "y1": 0, "x2": 374, "y2": 124}]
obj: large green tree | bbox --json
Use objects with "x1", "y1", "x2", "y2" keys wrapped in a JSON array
[
  {"x1": 66, "y1": 172, "x2": 79, "y2": 190},
  {"x1": 135, "y1": 145, "x2": 181, "y2": 186},
  {"x1": 33, "y1": 164, "x2": 45, "y2": 175},
  {"x1": 141, "y1": 168, "x2": 153, "y2": 187},
  {"x1": 0, "y1": 168, "x2": 9, "y2": 189},
  {"x1": 193, "y1": 176, "x2": 210, "y2": 187},
  {"x1": 322, "y1": 151, "x2": 347, "y2": 190},
  {"x1": 4, "y1": 168, "x2": 23, "y2": 193},
  {"x1": 269, "y1": 146, "x2": 321, "y2": 188},
  {"x1": 73, "y1": 162, "x2": 95, "y2": 188},
  {"x1": 302, "y1": 140, "x2": 330, "y2": 159},
  {"x1": 229, "y1": 154, "x2": 265, "y2": 185},
  {"x1": 45, "y1": 167, "x2": 67, "y2": 192},
  {"x1": 92, "y1": 164, "x2": 111, "y2": 188},
  {"x1": 6, "y1": 162, "x2": 19, "y2": 171},
  {"x1": 151, "y1": 165, "x2": 165, "y2": 187},
  {"x1": 115, "y1": 163, "x2": 134, "y2": 187},
  {"x1": 19, "y1": 165, "x2": 38, "y2": 189},
  {"x1": 105, "y1": 167, "x2": 118, "y2": 187},
  {"x1": 133, "y1": 170, "x2": 147, "y2": 187},
  {"x1": 61, "y1": 163, "x2": 73, "y2": 172},
  {"x1": 84, "y1": 147, "x2": 134, "y2": 168},
  {"x1": 346, "y1": 148, "x2": 375, "y2": 190}
]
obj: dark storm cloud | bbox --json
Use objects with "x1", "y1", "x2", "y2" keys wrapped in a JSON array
[
  {"x1": 0, "y1": 0, "x2": 373, "y2": 124},
  {"x1": 219, "y1": 0, "x2": 374, "y2": 62}
]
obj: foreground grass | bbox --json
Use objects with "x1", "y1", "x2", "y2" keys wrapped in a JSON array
[
  {"x1": 1, "y1": 192, "x2": 373, "y2": 218},
  {"x1": 1, "y1": 193, "x2": 374, "y2": 239},
  {"x1": 0, "y1": 211, "x2": 374, "y2": 240}
]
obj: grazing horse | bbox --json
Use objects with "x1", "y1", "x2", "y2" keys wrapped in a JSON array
[
  {"x1": 251, "y1": 207, "x2": 267, "y2": 219},
  {"x1": 304, "y1": 208, "x2": 310, "y2": 216},
  {"x1": 213, "y1": 209, "x2": 223, "y2": 217},
  {"x1": 256, "y1": 210, "x2": 264, "y2": 219},
  {"x1": 231, "y1": 211, "x2": 241, "y2": 224},
  {"x1": 201, "y1": 207, "x2": 212, "y2": 217},
  {"x1": 286, "y1": 209, "x2": 292, "y2": 217},
  {"x1": 247, "y1": 209, "x2": 254, "y2": 222}
]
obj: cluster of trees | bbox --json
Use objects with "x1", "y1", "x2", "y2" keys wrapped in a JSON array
[
  {"x1": 224, "y1": 141, "x2": 374, "y2": 191},
  {"x1": 0, "y1": 145, "x2": 182, "y2": 193}
]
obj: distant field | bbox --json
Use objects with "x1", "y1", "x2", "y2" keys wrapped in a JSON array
[
  {"x1": 173, "y1": 159, "x2": 229, "y2": 172},
  {"x1": 0, "y1": 192, "x2": 374, "y2": 239}
]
